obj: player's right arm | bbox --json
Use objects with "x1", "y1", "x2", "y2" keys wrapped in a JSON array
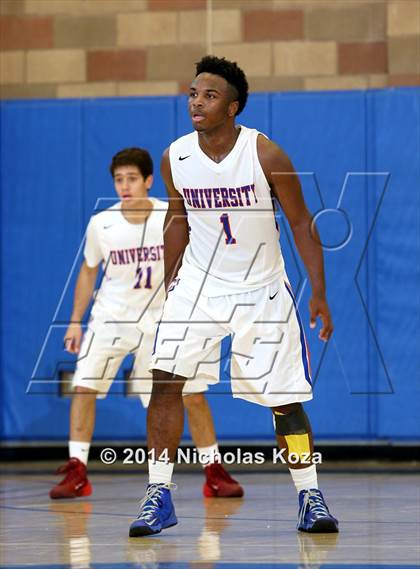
[
  {"x1": 64, "y1": 260, "x2": 100, "y2": 354},
  {"x1": 161, "y1": 148, "x2": 189, "y2": 292}
]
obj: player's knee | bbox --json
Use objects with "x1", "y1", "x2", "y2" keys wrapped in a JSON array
[
  {"x1": 272, "y1": 403, "x2": 311, "y2": 436},
  {"x1": 151, "y1": 370, "x2": 185, "y2": 397},
  {"x1": 73, "y1": 386, "x2": 98, "y2": 396},
  {"x1": 182, "y1": 392, "x2": 205, "y2": 410}
]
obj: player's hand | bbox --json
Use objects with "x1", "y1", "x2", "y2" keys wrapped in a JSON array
[
  {"x1": 309, "y1": 296, "x2": 333, "y2": 342},
  {"x1": 64, "y1": 323, "x2": 83, "y2": 354}
]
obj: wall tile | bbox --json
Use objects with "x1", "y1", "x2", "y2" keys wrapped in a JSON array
[
  {"x1": 54, "y1": 16, "x2": 116, "y2": 48},
  {"x1": 388, "y1": 1, "x2": 420, "y2": 37},
  {"x1": 87, "y1": 49, "x2": 146, "y2": 81},
  {"x1": 117, "y1": 11, "x2": 177, "y2": 46},
  {"x1": 244, "y1": 9, "x2": 303, "y2": 41},
  {"x1": 274, "y1": 41, "x2": 336, "y2": 76},
  {"x1": 339, "y1": 42, "x2": 387, "y2": 74},
  {"x1": 0, "y1": 50, "x2": 25, "y2": 84},
  {"x1": 212, "y1": 42, "x2": 272, "y2": 76},
  {"x1": 27, "y1": 49, "x2": 86, "y2": 83},
  {"x1": 0, "y1": 15, "x2": 53, "y2": 49}
]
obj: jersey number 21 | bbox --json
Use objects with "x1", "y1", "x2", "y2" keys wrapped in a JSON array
[{"x1": 134, "y1": 266, "x2": 152, "y2": 289}]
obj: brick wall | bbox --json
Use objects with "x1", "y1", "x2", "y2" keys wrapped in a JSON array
[{"x1": 0, "y1": 0, "x2": 419, "y2": 99}]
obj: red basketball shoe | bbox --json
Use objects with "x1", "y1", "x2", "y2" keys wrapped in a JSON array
[
  {"x1": 50, "y1": 457, "x2": 92, "y2": 499},
  {"x1": 203, "y1": 463, "x2": 244, "y2": 498}
]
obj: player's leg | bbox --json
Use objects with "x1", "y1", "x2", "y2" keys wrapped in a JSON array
[
  {"x1": 132, "y1": 331, "x2": 242, "y2": 498},
  {"x1": 184, "y1": 393, "x2": 216, "y2": 450},
  {"x1": 129, "y1": 283, "x2": 226, "y2": 537},
  {"x1": 272, "y1": 402, "x2": 337, "y2": 532},
  {"x1": 49, "y1": 385, "x2": 97, "y2": 500},
  {"x1": 70, "y1": 385, "x2": 97, "y2": 454},
  {"x1": 230, "y1": 280, "x2": 338, "y2": 532},
  {"x1": 50, "y1": 321, "x2": 128, "y2": 499},
  {"x1": 129, "y1": 369, "x2": 185, "y2": 537},
  {"x1": 183, "y1": 392, "x2": 243, "y2": 498}
]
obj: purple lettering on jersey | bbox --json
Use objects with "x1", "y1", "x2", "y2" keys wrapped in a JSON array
[
  {"x1": 117, "y1": 250, "x2": 126, "y2": 264},
  {"x1": 228, "y1": 188, "x2": 238, "y2": 207},
  {"x1": 190, "y1": 189, "x2": 200, "y2": 208},
  {"x1": 183, "y1": 188, "x2": 192, "y2": 206},
  {"x1": 241, "y1": 185, "x2": 251, "y2": 206},
  {"x1": 128, "y1": 248, "x2": 136, "y2": 263},
  {"x1": 183, "y1": 184, "x2": 255, "y2": 209},
  {"x1": 198, "y1": 188, "x2": 206, "y2": 209},
  {"x1": 150, "y1": 246, "x2": 156, "y2": 261},
  {"x1": 250, "y1": 183, "x2": 258, "y2": 203},
  {"x1": 204, "y1": 188, "x2": 213, "y2": 208},
  {"x1": 236, "y1": 187, "x2": 244, "y2": 207},
  {"x1": 110, "y1": 251, "x2": 117, "y2": 264},
  {"x1": 213, "y1": 188, "x2": 222, "y2": 208},
  {"x1": 143, "y1": 247, "x2": 149, "y2": 261},
  {"x1": 220, "y1": 188, "x2": 230, "y2": 208}
]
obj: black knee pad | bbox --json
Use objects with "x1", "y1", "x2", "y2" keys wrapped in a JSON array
[{"x1": 273, "y1": 404, "x2": 311, "y2": 435}]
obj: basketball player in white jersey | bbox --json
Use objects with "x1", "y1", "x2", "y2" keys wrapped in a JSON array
[
  {"x1": 129, "y1": 57, "x2": 338, "y2": 537},
  {"x1": 50, "y1": 147, "x2": 243, "y2": 500}
]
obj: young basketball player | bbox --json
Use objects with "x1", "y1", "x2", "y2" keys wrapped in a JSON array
[
  {"x1": 49, "y1": 147, "x2": 243, "y2": 500},
  {"x1": 129, "y1": 57, "x2": 339, "y2": 536}
]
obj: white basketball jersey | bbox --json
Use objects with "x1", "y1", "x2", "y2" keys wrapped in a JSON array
[
  {"x1": 84, "y1": 198, "x2": 167, "y2": 319},
  {"x1": 169, "y1": 126, "x2": 285, "y2": 296}
]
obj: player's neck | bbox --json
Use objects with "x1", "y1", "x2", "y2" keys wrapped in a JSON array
[
  {"x1": 197, "y1": 122, "x2": 240, "y2": 164},
  {"x1": 120, "y1": 197, "x2": 153, "y2": 224}
]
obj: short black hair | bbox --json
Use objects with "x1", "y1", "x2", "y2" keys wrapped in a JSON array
[
  {"x1": 109, "y1": 147, "x2": 153, "y2": 179},
  {"x1": 195, "y1": 55, "x2": 249, "y2": 115}
]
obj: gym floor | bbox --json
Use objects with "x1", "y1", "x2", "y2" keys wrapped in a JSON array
[{"x1": 1, "y1": 466, "x2": 419, "y2": 568}]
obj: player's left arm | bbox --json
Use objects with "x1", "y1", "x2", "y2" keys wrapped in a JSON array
[{"x1": 257, "y1": 134, "x2": 333, "y2": 341}]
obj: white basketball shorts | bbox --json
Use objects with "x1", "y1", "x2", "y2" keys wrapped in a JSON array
[
  {"x1": 150, "y1": 278, "x2": 313, "y2": 407},
  {"x1": 71, "y1": 304, "x2": 219, "y2": 406}
]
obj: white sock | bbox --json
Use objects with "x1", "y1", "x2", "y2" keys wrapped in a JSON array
[
  {"x1": 69, "y1": 441, "x2": 90, "y2": 466},
  {"x1": 197, "y1": 443, "x2": 221, "y2": 467},
  {"x1": 148, "y1": 459, "x2": 174, "y2": 484},
  {"x1": 289, "y1": 464, "x2": 318, "y2": 493}
]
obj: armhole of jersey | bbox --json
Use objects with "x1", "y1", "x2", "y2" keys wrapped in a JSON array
[
  {"x1": 168, "y1": 143, "x2": 183, "y2": 196},
  {"x1": 84, "y1": 215, "x2": 103, "y2": 268},
  {"x1": 253, "y1": 130, "x2": 272, "y2": 193}
]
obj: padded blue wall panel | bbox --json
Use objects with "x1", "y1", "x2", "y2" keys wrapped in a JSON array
[
  {"x1": 271, "y1": 92, "x2": 370, "y2": 437},
  {"x1": 368, "y1": 89, "x2": 420, "y2": 439},
  {"x1": 82, "y1": 96, "x2": 176, "y2": 217},
  {"x1": 1, "y1": 101, "x2": 83, "y2": 439}
]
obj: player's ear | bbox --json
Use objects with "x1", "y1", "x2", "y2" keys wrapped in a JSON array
[
  {"x1": 145, "y1": 174, "x2": 153, "y2": 191},
  {"x1": 228, "y1": 100, "x2": 239, "y2": 117}
]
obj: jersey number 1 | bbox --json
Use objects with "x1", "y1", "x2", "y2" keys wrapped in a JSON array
[
  {"x1": 220, "y1": 213, "x2": 236, "y2": 245},
  {"x1": 134, "y1": 266, "x2": 152, "y2": 289}
]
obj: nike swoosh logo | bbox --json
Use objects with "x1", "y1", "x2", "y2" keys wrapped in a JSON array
[
  {"x1": 179, "y1": 155, "x2": 191, "y2": 161},
  {"x1": 269, "y1": 291, "x2": 279, "y2": 300},
  {"x1": 103, "y1": 225, "x2": 113, "y2": 229}
]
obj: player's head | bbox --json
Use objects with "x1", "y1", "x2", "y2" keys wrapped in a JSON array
[
  {"x1": 189, "y1": 56, "x2": 249, "y2": 132},
  {"x1": 110, "y1": 147, "x2": 153, "y2": 202}
]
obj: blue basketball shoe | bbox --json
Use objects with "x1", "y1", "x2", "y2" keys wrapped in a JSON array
[
  {"x1": 129, "y1": 483, "x2": 178, "y2": 537},
  {"x1": 297, "y1": 489, "x2": 339, "y2": 533}
]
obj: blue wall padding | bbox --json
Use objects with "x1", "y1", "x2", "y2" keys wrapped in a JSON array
[
  {"x1": 367, "y1": 90, "x2": 420, "y2": 437},
  {"x1": 1, "y1": 88, "x2": 419, "y2": 442}
]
